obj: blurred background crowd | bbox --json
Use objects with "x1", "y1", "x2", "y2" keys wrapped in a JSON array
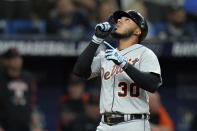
[
  {"x1": 0, "y1": 0, "x2": 197, "y2": 41},
  {"x1": 0, "y1": 0, "x2": 197, "y2": 131}
]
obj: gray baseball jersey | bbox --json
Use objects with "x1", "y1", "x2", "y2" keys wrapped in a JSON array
[{"x1": 90, "y1": 44, "x2": 161, "y2": 114}]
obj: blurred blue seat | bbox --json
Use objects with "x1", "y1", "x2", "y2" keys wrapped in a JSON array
[
  {"x1": 184, "y1": 0, "x2": 197, "y2": 14},
  {"x1": 0, "y1": 20, "x2": 6, "y2": 34},
  {"x1": 4, "y1": 20, "x2": 46, "y2": 34}
]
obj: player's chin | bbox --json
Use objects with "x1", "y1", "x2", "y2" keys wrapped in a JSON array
[
  {"x1": 111, "y1": 31, "x2": 126, "y2": 39},
  {"x1": 111, "y1": 30, "x2": 121, "y2": 38}
]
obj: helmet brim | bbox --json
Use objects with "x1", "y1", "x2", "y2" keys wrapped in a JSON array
[{"x1": 112, "y1": 10, "x2": 132, "y2": 22}]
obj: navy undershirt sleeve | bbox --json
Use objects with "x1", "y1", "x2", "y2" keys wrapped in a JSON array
[
  {"x1": 123, "y1": 62, "x2": 162, "y2": 93},
  {"x1": 73, "y1": 42, "x2": 99, "y2": 79}
]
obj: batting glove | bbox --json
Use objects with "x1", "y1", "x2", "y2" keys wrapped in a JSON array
[
  {"x1": 105, "y1": 48, "x2": 127, "y2": 68},
  {"x1": 92, "y1": 22, "x2": 112, "y2": 44}
]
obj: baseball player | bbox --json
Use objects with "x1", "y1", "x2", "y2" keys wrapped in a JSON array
[{"x1": 73, "y1": 10, "x2": 162, "y2": 131}]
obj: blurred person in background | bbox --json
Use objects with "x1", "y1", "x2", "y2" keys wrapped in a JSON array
[
  {"x1": 72, "y1": 0, "x2": 96, "y2": 17},
  {"x1": 155, "y1": 6, "x2": 197, "y2": 42},
  {"x1": 0, "y1": 0, "x2": 45, "y2": 34},
  {"x1": 47, "y1": 0, "x2": 90, "y2": 41},
  {"x1": 0, "y1": 48, "x2": 42, "y2": 131},
  {"x1": 149, "y1": 92, "x2": 174, "y2": 131},
  {"x1": 71, "y1": 92, "x2": 100, "y2": 131},
  {"x1": 95, "y1": 0, "x2": 117, "y2": 23},
  {"x1": 88, "y1": 0, "x2": 117, "y2": 42},
  {"x1": 190, "y1": 114, "x2": 197, "y2": 131},
  {"x1": 124, "y1": 1, "x2": 156, "y2": 40},
  {"x1": 31, "y1": 0, "x2": 54, "y2": 19},
  {"x1": 0, "y1": 0, "x2": 32, "y2": 19},
  {"x1": 57, "y1": 78, "x2": 85, "y2": 131}
]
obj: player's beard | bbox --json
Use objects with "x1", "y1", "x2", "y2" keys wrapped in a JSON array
[{"x1": 111, "y1": 29, "x2": 134, "y2": 40}]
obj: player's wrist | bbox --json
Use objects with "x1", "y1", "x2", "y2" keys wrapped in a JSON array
[
  {"x1": 120, "y1": 59, "x2": 127, "y2": 68},
  {"x1": 91, "y1": 35, "x2": 104, "y2": 44}
]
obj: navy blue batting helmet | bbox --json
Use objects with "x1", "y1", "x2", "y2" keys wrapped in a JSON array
[{"x1": 112, "y1": 10, "x2": 148, "y2": 43}]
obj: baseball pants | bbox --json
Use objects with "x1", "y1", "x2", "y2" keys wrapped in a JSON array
[{"x1": 96, "y1": 119, "x2": 150, "y2": 131}]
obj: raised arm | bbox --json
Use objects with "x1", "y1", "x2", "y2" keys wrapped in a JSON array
[{"x1": 73, "y1": 22, "x2": 112, "y2": 79}]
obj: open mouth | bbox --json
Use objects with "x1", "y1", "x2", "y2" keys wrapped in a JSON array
[
  {"x1": 116, "y1": 24, "x2": 120, "y2": 28},
  {"x1": 114, "y1": 24, "x2": 120, "y2": 30}
]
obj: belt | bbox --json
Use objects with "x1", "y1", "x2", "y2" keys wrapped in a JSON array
[{"x1": 102, "y1": 113, "x2": 150, "y2": 126}]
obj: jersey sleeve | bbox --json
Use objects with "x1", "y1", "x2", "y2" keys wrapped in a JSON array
[
  {"x1": 88, "y1": 52, "x2": 103, "y2": 79},
  {"x1": 139, "y1": 48, "x2": 161, "y2": 75}
]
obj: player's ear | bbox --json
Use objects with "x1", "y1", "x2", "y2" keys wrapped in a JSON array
[{"x1": 134, "y1": 28, "x2": 141, "y2": 37}]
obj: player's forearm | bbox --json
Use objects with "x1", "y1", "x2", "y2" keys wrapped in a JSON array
[
  {"x1": 123, "y1": 63, "x2": 162, "y2": 93},
  {"x1": 73, "y1": 42, "x2": 99, "y2": 79}
]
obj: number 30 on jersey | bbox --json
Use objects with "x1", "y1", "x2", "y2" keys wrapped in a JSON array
[{"x1": 118, "y1": 82, "x2": 140, "y2": 97}]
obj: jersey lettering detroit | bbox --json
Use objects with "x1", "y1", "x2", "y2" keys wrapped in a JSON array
[{"x1": 90, "y1": 44, "x2": 161, "y2": 114}]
